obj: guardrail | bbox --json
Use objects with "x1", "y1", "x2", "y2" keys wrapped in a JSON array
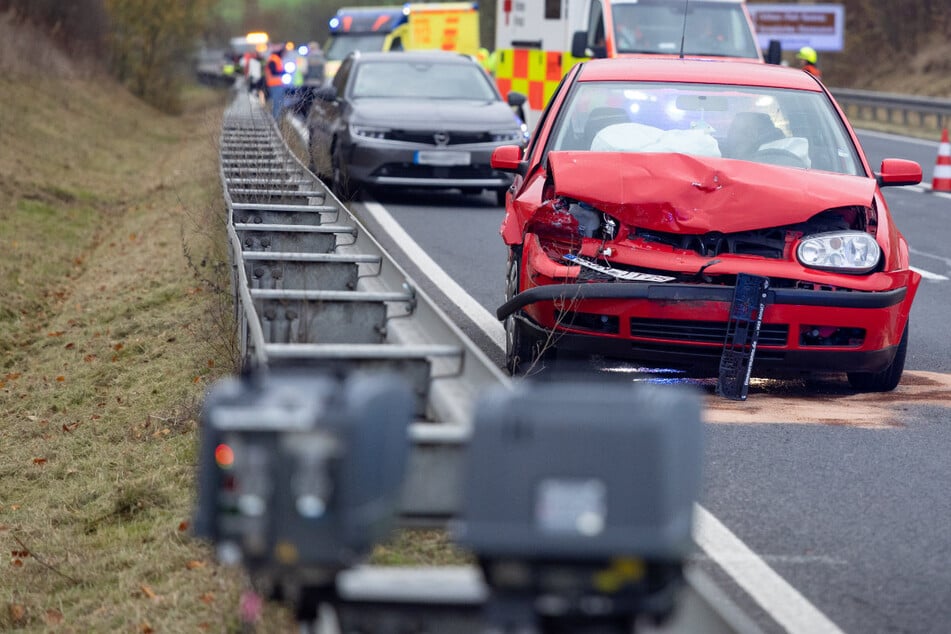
[
  {"x1": 219, "y1": 94, "x2": 511, "y2": 523},
  {"x1": 831, "y1": 87, "x2": 951, "y2": 133}
]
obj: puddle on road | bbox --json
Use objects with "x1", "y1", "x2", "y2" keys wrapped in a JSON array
[{"x1": 701, "y1": 371, "x2": 951, "y2": 428}]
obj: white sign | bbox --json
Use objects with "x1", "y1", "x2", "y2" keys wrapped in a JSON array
[{"x1": 747, "y1": 3, "x2": 845, "y2": 52}]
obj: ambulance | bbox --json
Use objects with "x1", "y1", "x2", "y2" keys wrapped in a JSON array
[
  {"x1": 494, "y1": 0, "x2": 780, "y2": 127},
  {"x1": 323, "y1": 2, "x2": 482, "y2": 79}
]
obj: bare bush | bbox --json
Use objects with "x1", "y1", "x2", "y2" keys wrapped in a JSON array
[{"x1": 104, "y1": 0, "x2": 218, "y2": 113}]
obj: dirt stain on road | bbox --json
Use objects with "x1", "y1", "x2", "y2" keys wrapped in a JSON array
[{"x1": 701, "y1": 371, "x2": 951, "y2": 429}]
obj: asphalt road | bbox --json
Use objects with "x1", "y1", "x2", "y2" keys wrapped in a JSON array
[{"x1": 347, "y1": 129, "x2": 951, "y2": 633}]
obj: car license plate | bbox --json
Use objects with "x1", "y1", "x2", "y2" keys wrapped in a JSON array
[
  {"x1": 414, "y1": 150, "x2": 471, "y2": 166},
  {"x1": 563, "y1": 254, "x2": 676, "y2": 282}
]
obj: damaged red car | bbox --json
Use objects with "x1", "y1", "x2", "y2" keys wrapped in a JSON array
[{"x1": 493, "y1": 58, "x2": 922, "y2": 391}]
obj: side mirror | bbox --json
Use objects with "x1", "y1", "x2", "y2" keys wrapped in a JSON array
[
  {"x1": 571, "y1": 31, "x2": 604, "y2": 59},
  {"x1": 491, "y1": 145, "x2": 527, "y2": 176},
  {"x1": 876, "y1": 158, "x2": 922, "y2": 187},
  {"x1": 507, "y1": 91, "x2": 526, "y2": 108},
  {"x1": 507, "y1": 91, "x2": 528, "y2": 126}
]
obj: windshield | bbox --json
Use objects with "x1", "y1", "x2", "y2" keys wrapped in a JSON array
[
  {"x1": 351, "y1": 61, "x2": 499, "y2": 100},
  {"x1": 548, "y1": 81, "x2": 863, "y2": 175},
  {"x1": 324, "y1": 34, "x2": 387, "y2": 61},
  {"x1": 611, "y1": 0, "x2": 760, "y2": 59}
]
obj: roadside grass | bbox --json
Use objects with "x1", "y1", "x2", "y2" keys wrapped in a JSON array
[
  {"x1": 0, "y1": 74, "x2": 293, "y2": 631},
  {"x1": 0, "y1": 74, "x2": 469, "y2": 631}
]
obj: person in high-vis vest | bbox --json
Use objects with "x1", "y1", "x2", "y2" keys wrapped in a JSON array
[
  {"x1": 264, "y1": 44, "x2": 287, "y2": 120},
  {"x1": 796, "y1": 46, "x2": 822, "y2": 80}
]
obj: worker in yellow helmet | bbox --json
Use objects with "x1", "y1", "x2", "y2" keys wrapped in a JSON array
[{"x1": 796, "y1": 46, "x2": 822, "y2": 79}]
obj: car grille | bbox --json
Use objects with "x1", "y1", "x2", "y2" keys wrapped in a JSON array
[
  {"x1": 630, "y1": 318, "x2": 789, "y2": 346},
  {"x1": 386, "y1": 130, "x2": 497, "y2": 145},
  {"x1": 560, "y1": 311, "x2": 620, "y2": 334}
]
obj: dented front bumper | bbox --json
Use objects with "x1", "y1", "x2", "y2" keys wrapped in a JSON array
[{"x1": 500, "y1": 236, "x2": 918, "y2": 376}]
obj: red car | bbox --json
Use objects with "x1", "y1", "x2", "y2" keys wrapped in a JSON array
[{"x1": 492, "y1": 58, "x2": 922, "y2": 391}]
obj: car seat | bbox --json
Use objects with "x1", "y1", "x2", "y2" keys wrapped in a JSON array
[
  {"x1": 787, "y1": 110, "x2": 833, "y2": 171},
  {"x1": 582, "y1": 107, "x2": 632, "y2": 149},
  {"x1": 724, "y1": 112, "x2": 784, "y2": 160}
]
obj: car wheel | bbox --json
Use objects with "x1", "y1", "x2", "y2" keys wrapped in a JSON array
[
  {"x1": 847, "y1": 322, "x2": 909, "y2": 392},
  {"x1": 504, "y1": 248, "x2": 553, "y2": 376}
]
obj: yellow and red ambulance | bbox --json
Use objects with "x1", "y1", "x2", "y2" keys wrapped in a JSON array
[{"x1": 323, "y1": 2, "x2": 482, "y2": 80}]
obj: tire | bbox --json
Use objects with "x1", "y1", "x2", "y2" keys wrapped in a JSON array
[
  {"x1": 504, "y1": 248, "x2": 554, "y2": 375},
  {"x1": 847, "y1": 322, "x2": 909, "y2": 392}
]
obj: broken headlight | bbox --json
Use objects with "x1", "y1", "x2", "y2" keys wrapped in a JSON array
[
  {"x1": 550, "y1": 198, "x2": 619, "y2": 240},
  {"x1": 796, "y1": 231, "x2": 880, "y2": 273}
]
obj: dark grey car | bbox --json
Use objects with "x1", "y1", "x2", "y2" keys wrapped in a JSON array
[{"x1": 306, "y1": 51, "x2": 527, "y2": 203}]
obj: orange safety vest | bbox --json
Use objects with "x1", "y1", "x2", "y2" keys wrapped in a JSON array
[
  {"x1": 264, "y1": 52, "x2": 284, "y2": 87},
  {"x1": 802, "y1": 63, "x2": 822, "y2": 80}
]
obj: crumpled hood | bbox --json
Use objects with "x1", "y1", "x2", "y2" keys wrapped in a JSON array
[
  {"x1": 546, "y1": 152, "x2": 877, "y2": 234},
  {"x1": 354, "y1": 99, "x2": 520, "y2": 130}
]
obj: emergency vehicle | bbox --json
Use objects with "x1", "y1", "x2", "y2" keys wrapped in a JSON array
[
  {"x1": 229, "y1": 31, "x2": 270, "y2": 59},
  {"x1": 323, "y1": 2, "x2": 481, "y2": 79},
  {"x1": 494, "y1": 0, "x2": 779, "y2": 126}
]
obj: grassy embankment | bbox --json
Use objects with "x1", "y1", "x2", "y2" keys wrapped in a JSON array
[
  {"x1": 0, "y1": 69, "x2": 262, "y2": 631},
  {"x1": 0, "y1": 54, "x2": 468, "y2": 629}
]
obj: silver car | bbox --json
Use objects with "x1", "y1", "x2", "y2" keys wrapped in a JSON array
[{"x1": 306, "y1": 50, "x2": 527, "y2": 203}]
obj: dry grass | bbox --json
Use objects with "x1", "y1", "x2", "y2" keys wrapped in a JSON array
[
  {"x1": 0, "y1": 25, "x2": 469, "y2": 633},
  {"x1": 0, "y1": 66, "x2": 296, "y2": 631}
]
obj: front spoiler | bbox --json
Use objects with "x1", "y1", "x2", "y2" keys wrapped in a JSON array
[{"x1": 496, "y1": 282, "x2": 908, "y2": 321}]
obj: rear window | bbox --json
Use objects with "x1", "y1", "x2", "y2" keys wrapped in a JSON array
[{"x1": 611, "y1": 0, "x2": 760, "y2": 59}]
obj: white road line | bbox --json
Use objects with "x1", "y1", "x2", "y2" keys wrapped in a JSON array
[
  {"x1": 911, "y1": 266, "x2": 949, "y2": 281},
  {"x1": 362, "y1": 199, "x2": 507, "y2": 348},
  {"x1": 909, "y1": 246, "x2": 951, "y2": 267},
  {"x1": 694, "y1": 507, "x2": 846, "y2": 634},
  {"x1": 362, "y1": 196, "x2": 844, "y2": 634}
]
